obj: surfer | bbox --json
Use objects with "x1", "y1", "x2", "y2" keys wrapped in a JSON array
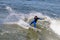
[{"x1": 30, "y1": 16, "x2": 45, "y2": 28}]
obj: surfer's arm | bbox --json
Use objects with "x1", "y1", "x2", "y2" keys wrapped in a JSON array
[{"x1": 38, "y1": 18, "x2": 45, "y2": 20}]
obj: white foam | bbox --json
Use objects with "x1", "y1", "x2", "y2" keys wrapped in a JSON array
[
  {"x1": 6, "y1": 6, "x2": 13, "y2": 11},
  {"x1": 50, "y1": 19, "x2": 60, "y2": 35},
  {"x1": 4, "y1": 6, "x2": 49, "y2": 29},
  {"x1": 5, "y1": 6, "x2": 60, "y2": 36},
  {"x1": 17, "y1": 20, "x2": 30, "y2": 29}
]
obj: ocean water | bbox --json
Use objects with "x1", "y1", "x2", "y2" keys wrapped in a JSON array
[
  {"x1": 0, "y1": 0, "x2": 60, "y2": 40},
  {"x1": 0, "y1": 0, "x2": 60, "y2": 23}
]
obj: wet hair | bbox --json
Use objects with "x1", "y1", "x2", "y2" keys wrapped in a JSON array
[
  {"x1": 35, "y1": 16, "x2": 37, "y2": 17},
  {"x1": 34, "y1": 16, "x2": 38, "y2": 19}
]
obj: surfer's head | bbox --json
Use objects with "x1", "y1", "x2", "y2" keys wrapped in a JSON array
[
  {"x1": 34, "y1": 16, "x2": 38, "y2": 18},
  {"x1": 35, "y1": 16, "x2": 37, "y2": 17}
]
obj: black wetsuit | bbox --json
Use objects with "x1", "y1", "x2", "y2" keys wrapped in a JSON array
[
  {"x1": 34, "y1": 17, "x2": 40, "y2": 22},
  {"x1": 30, "y1": 17, "x2": 43, "y2": 28}
]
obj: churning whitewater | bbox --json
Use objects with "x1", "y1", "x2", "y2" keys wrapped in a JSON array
[
  {"x1": 3, "y1": 6, "x2": 60, "y2": 36},
  {"x1": 50, "y1": 19, "x2": 60, "y2": 35}
]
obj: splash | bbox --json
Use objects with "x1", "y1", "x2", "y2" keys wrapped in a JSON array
[
  {"x1": 17, "y1": 20, "x2": 30, "y2": 29},
  {"x1": 50, "y1": 19, "x2": 60, "y2": 35},
  {"x1": 4, "y1": 6, "x2": 60, "y2": 36},
  {"x1": 5, "y1": 6, "x2": 26, "y2": 22},
  {"x1": 5, "y1": 6, "x2": 46, "y2": 22},
  {"x1": 4, "y1": 6, "x2": 47, "y2": 29}
]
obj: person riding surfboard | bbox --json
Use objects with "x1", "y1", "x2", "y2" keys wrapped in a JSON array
[{"x1": 30, "y1": 16, "x2": 45, "y2": 28}]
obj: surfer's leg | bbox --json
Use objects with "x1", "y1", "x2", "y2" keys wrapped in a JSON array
[
  {"x1": 30, "y1": 21, "x2": 34, "y2": 25},
  {"x1": 34, "y1": 22, "x2": 36, "y2": 28}
]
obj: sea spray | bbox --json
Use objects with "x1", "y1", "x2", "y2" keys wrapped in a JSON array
[
  {"x1": 50, "y1": 19, "x2": 60, "y2": 35},
  {"x1": 17, "y1": 20, "x2": 30, "y2": 29},
  {"x1": 4, "y1": 6, "x2": 60, "y2": 37}
]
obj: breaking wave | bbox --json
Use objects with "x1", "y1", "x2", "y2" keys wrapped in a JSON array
[{"x1": 3, "y1": 6, "x2": 60, "y2": 36}]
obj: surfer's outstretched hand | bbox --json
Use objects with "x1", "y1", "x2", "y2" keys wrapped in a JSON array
[{"x1": 44, "y1": 17, "x2": 47, "y2": 20}]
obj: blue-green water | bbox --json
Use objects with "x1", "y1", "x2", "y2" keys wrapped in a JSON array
[
  {"x1": 0, "y1": 0, "x2": 60, "y2": 40},
  {"x1": 0, "y1": 0, "x2": 60, "y2": 24}
]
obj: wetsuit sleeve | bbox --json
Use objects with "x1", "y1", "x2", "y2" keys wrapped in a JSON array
[{"x1": 38, "y1": 18, "x2": 44, "y2": 20}]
